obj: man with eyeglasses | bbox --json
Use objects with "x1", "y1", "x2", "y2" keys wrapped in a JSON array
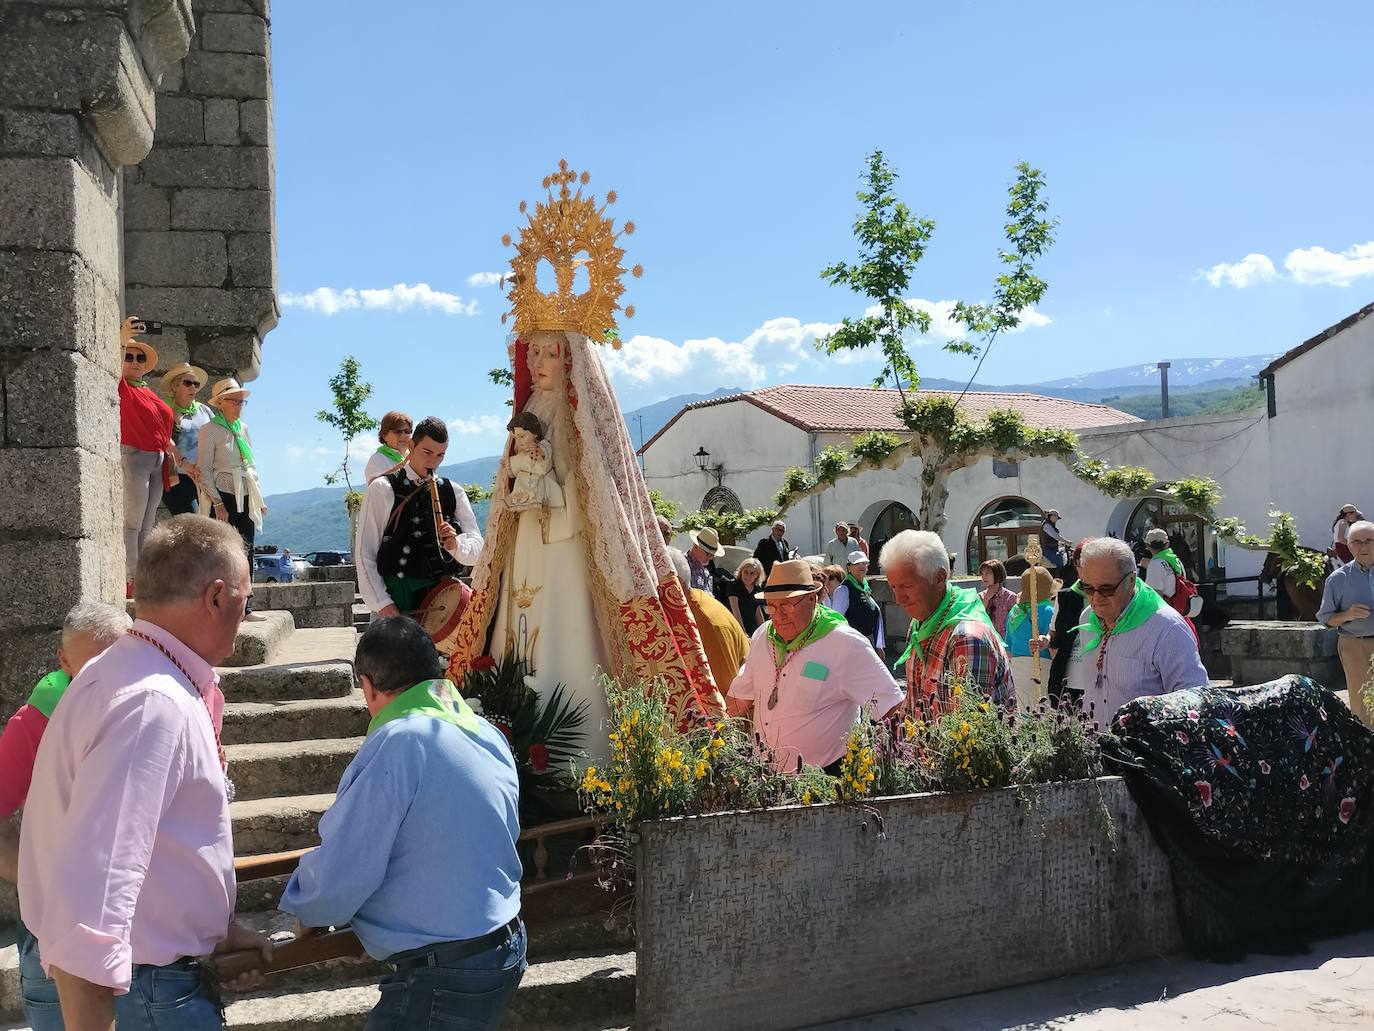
[
  {"x1": 1067, "y1": 537, "x2": 1208, "y2": 723},
  {"x1": 1316, "y1": 519, "x2": 1374, "y2": 729},
  {"x1": 726, "y1": 559, "x2": 902, "y2": 772},
  {"x1": 119, "y1": 316, "x2": 180, "y2": 593}
]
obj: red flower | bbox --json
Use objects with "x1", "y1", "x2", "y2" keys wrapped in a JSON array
[
  {"x1": 528, "y1": 743, "x2": 550, "y2": 773},
  {"x1": 1340, "y1": 797, "x2": 1356, "y2": 824},
  {"x1": 1194, "y1": 781, "x2": 1212, "y2": 808},
  {"x1": 1176, "y1": 731, "x2": 1189, "y2": 744},
  {"x1": 471, "y1": 656, "x2": 497, "y2": 670},
  {"x1": 1299, "y1": 774, "x2": 1310, "y2": 791},
  {"x1": 1187, "y1": 710, "x2": 1199, "y2": 721}
]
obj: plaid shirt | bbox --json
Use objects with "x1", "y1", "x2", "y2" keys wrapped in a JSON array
[{"x1": 904, "y1": 619, "x2": 1015, "y2": 713}]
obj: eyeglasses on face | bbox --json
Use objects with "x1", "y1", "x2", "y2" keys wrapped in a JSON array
[
  {"x1": 1079, "y1": 572, "x2": 1133, "y2": 597},
  {"x1": 123, "y1": 352, "x2": 148, "y2": 363},
  {"x1": 179, "y1": 378, "x2": 201, "y2": 388},
  {"x1": 220, "y1": 397, "x2": 247, "y2": 406}
]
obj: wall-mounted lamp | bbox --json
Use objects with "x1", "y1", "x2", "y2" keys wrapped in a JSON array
[{"x1": 693, "y1": 447, "x2": 711, "y2": 472}]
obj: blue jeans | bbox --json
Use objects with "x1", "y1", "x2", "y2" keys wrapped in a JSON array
[
  {"x1": 366, "y1": 920, "x2": 527, "y2": 1031},
  {"x1": 17, "y1": 919, "x2": 222, "y2": 1031}
]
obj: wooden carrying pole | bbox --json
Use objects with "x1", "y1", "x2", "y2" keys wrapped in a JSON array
[{"x1": 1022, "y1": 537, "x2": 1044, "y2": 703}]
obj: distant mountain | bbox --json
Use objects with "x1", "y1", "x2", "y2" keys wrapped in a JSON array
[
  {"x1": 1037, "y1": 355, "x2": 1277, "y2": 391},
  {"x1": 260, "y1": 388, "x2": 743, "y2": 552}
]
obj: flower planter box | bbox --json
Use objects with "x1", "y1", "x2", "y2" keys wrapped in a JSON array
[{"x1": 634, "y1": 776, "x2": 1180, "y2": 1031}]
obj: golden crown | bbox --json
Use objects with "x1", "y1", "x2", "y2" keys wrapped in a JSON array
[{"x1": 501, "y1": 159, "x2": 642, "y2": 345}]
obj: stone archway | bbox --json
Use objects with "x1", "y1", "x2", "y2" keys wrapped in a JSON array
[{"x1": 700, "y1": 485, "x2": 744, "y2": 514}]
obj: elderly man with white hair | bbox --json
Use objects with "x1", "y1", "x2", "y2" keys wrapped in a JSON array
[
  {"x1": 881, "y1": 530, "x2": 1014, "y2": 713},
  {"x1": 1067, "y1": 536, "x2": 1208, "y2": 721},
  {"x1": 1316, "y1": 518, "x2": 1374, "y2": 728}
]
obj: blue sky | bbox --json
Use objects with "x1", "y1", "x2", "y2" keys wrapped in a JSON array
[{"x1": 255, "y1": 1, "x2": 1374, "y2": 495}]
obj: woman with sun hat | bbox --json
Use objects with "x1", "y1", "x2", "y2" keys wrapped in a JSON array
[
  {"x1": 118, "y1": 316, "x2": 176, "y2": 592},
  {"x1": 158, "y1": 361, "x2": 212, "y2": 515}
]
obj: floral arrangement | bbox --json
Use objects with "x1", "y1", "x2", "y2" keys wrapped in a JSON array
[{"x1": 462, "y1": 654, "x2": 587, "y2": 777}]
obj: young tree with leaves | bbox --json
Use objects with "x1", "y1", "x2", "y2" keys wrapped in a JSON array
[{"x1": 316, "y1": 356, "x2": 379, "y2": 509}]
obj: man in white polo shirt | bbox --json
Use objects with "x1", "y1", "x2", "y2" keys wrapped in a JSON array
[{"x1": 728, "y1": 559, "x2": 904, "y2": 772}]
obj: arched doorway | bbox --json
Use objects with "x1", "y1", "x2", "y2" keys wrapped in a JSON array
[
  {"x1": 1125, "y1": 497, "x2": 1223, "y2": 581},
  {"x1": 966, "y1": 496, "x2": 1043, "y2": 574},
  {"x1": 869, "y1": 501, "x2": 917, "y2": 571}
]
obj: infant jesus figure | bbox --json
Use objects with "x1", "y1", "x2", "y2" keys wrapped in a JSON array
[{"x1": 504, "y1": 410, "x2": 563, "y2": 513}]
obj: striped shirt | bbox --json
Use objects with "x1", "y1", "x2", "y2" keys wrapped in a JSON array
[{"x1": 904, "y1": 620, "x2": 1015, "y2": 711}]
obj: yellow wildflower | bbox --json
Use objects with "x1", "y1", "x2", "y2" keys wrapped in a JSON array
[{"x1": 694, "y1": 761, "x2": 708, "y2": 780}]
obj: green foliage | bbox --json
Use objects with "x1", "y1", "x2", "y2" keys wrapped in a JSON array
[
  {"x1": 488, "y1": 367, "x2": 515, "y2": 407},
  {"x1": 1102, "y1": 382, "x2": 1265, "y2": 420},
  {"x1": 1074, "y1": 459, "x2": 1155, "y2": 498},
  {"x1": 462, "y1": 483, "x2": 492, "y2": 503},
  {"x1": 814, "y1": 444, "x2": 849, "y2": 484},
  {"x1": 1241, "y1": 510, "x2": 1328, "y2": 588},
  {"x1": 463, "y1": 654, "x2": 587, "y2": 777},
  {"x1": 774, "y1": 466, "x2": 817, "y2": 507},
  {"x1": 647, "y1": 489, "x2": 679, "y2": 521},
  {"x1": 315, "y1": 355, "x2": 378, "y2": 493},
  {"x1": 1164, "y1": 476, "x2": 1222, "y2": 518},
  {"x1": 679, "y1": 507, "x2": 776, "y2": 543},
  {"x1": 343, "y1": 489, "x2": 365, "y2": 516},
  {"x1": 1011, "y1": 700, "x2": 1102, "y2": 785},
  {"x1": 818, "y1": 150, "x2": 937, "y2": 390},
  {"x1": 850, "y1": 431, "x2": 903, "y2": 466}
]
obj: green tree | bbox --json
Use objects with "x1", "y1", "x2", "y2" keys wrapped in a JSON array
[{"x1": 316, "y1": 355, "x2": 378, "y2": 506}]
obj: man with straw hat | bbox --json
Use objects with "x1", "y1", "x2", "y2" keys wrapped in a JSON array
[
  {"x1": 119, "y1": 316, "x2": 178, "y2": 593},
  {"x1": 199, "y1": 378, "x2": 267, "y2": 612},
  {"x1": 159, "y1": 361, "x2": 212, "y2": 515},
  {"x1": 686, "y1": 525, "x2": 725, "y2": 594},
  {"x1": 727, "y1": 558, "x2": 903, "y2": 772}
]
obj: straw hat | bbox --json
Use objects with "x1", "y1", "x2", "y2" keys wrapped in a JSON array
[
  {"x1": 1018, "y1": 565, "x2": 1062, "y2": 605},
  {"x1": 158, "y1": 362, "x2": 208, "y2": 398},
  {"x1": 687, "y1": 526, "x2": 725, "y2": 557},
  {"x1": 762, "y1": 559, "x2": 822, "y2": 600},
  {"x1": 209, "y1": 377, "x2": 251, "y2": 407},
  {"x1": 122, "y1": 337, "x2": 159, "y2": 371}
]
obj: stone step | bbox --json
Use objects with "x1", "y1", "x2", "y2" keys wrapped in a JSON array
[
  {"x1": 226, "y1": 738, "x2": 362, "y2": 802},
  {"x1": 222, "y1": 692, "x2": 369, "y2": 745},
  {"x1": 252, "y1": 581, "x2": 355, "y2": 629},
  {"x1": 224, "y1": 611, "x2": 296, "y2": 667},
  {"x1": 231, "y1": 792, "x2": 334, "y2": 854},
  {"x1": 219, "y1": 661, "x2": 356, "y2": 703}
]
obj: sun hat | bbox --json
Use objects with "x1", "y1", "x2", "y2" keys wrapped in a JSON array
[
  {"x1": 122, "y1": 338, "x2": 159, "y2": 371},
  {"x1": 158, "y1": 362, "x2": 208, "y2": 397},
  {"x1": 1018, "y1": 565, "x2": 1063, "y2": 605},
  {"x1": 209, "y1": 377, "x2": 252, "y2": 406},
  {"x1": 761, "y1": 558, "x2": 822, "y2": 600},
  {"x1": 846, "y1": 550, "x2": 868, "y2": 565},
  {"x1": 687, "y1": 526, "x2": 726, "y2": 557},
  {"x1": 1341, "y1": 504, "x2": 1359, "y2": 515},
  {"x1": 1144, "y1": 527, "x2": 1170, "y2": 546}
]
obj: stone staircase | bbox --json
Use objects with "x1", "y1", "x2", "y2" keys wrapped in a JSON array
[{"x1": 0, "y1": 604, "x2": 635, "y2": 1030}]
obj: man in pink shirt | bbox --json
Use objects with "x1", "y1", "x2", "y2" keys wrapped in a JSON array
[{"x1": 18, "y1": 515, "x2": 271, "y2": 1031}]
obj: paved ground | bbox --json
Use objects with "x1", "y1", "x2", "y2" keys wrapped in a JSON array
[{"x1": 809, "y1": 931, "x2": 1374, "y2": 1030}]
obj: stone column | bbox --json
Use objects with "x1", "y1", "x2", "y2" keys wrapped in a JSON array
[
  {"x1": 0, "y1": 2, "x2": 196, "y2": 714},
  {"x1": 124, "y1": 0, "x2": 278, "y2": 382}
]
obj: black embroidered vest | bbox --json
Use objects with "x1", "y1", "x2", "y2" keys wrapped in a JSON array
[
  {"x1": 844, "y1": 575, "x2": 880, "y2": 644},
  {"x1": 376, "y1": 469, "x2": 461, "y2": 582}
]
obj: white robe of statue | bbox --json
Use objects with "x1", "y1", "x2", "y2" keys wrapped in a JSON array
[{"x1": 490, "y1": 333, "x2": 612, "y2": 758}]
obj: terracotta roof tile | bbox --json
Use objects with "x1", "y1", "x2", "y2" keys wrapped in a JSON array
[{"x1": 640, "y1": 384, "x2": 1140, "y2": 452}]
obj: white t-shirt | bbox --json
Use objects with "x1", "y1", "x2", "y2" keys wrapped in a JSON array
[
  {"x1": 1144, "y1": 556, "x2": 1177, "y2": 598},
  {"x1": 728, "y1": 622, "x2": 904, "y2": 771}
]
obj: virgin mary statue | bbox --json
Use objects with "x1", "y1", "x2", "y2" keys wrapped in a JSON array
[{"x1": 447, "y1": 162, "x2": 725, "y2": 757}]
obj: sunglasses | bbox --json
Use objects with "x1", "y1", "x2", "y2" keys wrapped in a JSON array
[
  {"x1": 1079, "y1": 572, "x2": 1133, "y2": 597},
  {"x1": 179, "y1": 378, "x2": 201, "y2": 388},
  {"x1": 123, "y1": 352, "x2": 148, "y2": 363},
  {"x1": 220, "y1": 397, "x2": 248, "y2": 405}
]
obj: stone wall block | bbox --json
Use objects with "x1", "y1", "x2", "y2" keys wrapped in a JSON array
[
  {"x1": 185, "y1": 51, "x2": 269, "y2": 99},
  {"x1": 132, "y1": 0, "x2": 197, "y2": 87},
  {"x1": 152, "y1": 94, "x2": 204, "y2": 145},
  {"x1": 125, "y1": 286, "x2": 275, "y2": 329},
  {"x1": 238, "y1": 99, "x2": 271, "y2": 146},
  {"x1": 139, "y1": 145, "x2": 268, "y2": 189},
  {"x1": 200, "y1": 12, "x2": 269, "y2": 55},
  {"x1": 0, "y1": 538, "x2": 107, "y2": 632},
  {"x1": 193, "y1": 0, "x2": 269, "y2": 14},
  {"x1": 185, "y1": 328, "x2": 260, "y2": 378},
  {"x1": 227, "y1": 232, "x2": 273, "y2": 288},
  {"x1": 125, "y1": 229, "x2": 229, "y2": 287},
  {"x1": 203, "y1": 97, "x2": 240, "y2": 144},
  {"x1": 5, "y1": 350, "x2": 118, "y2": 450},
  {"x1": 170, "y1": 187, "x2": 272, "y2": 231},
  {"x1": 0, "y1": 111, "x2": 82, "y2": 159},
  {"x1": 0, "y1": 251, "x2": 100, "y2": 359},
  {"x1": 0, "y1": 158, "x2": 122, "y2": 290},
  {"x1": 84, "y1": 25, "x2": 159, "y2": 167},
  {"x1": 0, "y1": 447, "x2": 120, "y2": 538},
  {"x1": 123, "y1": 180, "x2": 171, "y2": 230},
  {"x1": 0, "y1": 628, "x2": 63, "y2": 721}
]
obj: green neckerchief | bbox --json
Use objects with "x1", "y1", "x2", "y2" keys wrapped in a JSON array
[
  {"x1": 27, "y1": 670, "x2": 70, "y2": 719},
  {"x1": 367, "y1": 678, "x2": 481, "y2": 738},
  {"x1": 1153, "y1": 548, "x2": 1183, "y2": 576},
  {"x1": 211, "y1": 410, "x2": 255, "y2": 467},
  {"x1": 173, "y1": 401, "x2": 199, "y2": 418},
  {"x1": 1072, "y1": 578, "x2": 1169, "y2": 652},
  {"x1": 377, "y1": 444, "x2": 404, "y2": 464},
  {"x1": 126, "y1": 378, "x2": 149, "y2": 389},
  {"x1": 766, "y1": 604, "x2": 847, "y2": 666},
  {"x1": 894, "y1": 585, "x2": 993, "y2": 670},
  {"x1": 844, "y1": 572, "x2": 869, "y2": 596}
]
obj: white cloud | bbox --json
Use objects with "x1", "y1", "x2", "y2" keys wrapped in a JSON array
[
  {"x1": 601, "y1": 301, "x2": 1052, "y2": 393},
  {"x1": 281, "y1": 283, "x2": 480, "y2": 316},
  {"x1": 286, "y1": 445, "x2": 306, "y2": 460},
  {"x1": 1198, "y1": 253, "x2": 1278, "y2": 288},
  {"x1": 1284, "y1": 241, "x2": 1374, "y2": 287},
  {"x1": 466, "y1": 271, "x2": 505, "y2": 288},
  {"x1": 446, "y1": 414, "x2": 508, "y2": 436}
]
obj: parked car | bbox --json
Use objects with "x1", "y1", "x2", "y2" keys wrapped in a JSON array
[
  {"x1": 253, "y1": 554, "x2": 296, "y2": 583},
  {"x1": 300, "y1": 551, "x2": 350, "y2": 566}
]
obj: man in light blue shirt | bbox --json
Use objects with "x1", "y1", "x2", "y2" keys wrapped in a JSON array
[
  {"x1": 280, "y1": 617, "x2": 525, "y2": 1030},
  {"x1": 1316, "y1": 519, "x2": 1374, "y2": 728}
]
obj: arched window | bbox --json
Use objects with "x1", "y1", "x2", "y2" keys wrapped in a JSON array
[
  {"x1": 1125, "y1": 497, "x2": 1222, "y2": 581},
  {"x1": 699, "y1": 486, "x2": 743, "y2": 514},
  {"x1": 870, "y1": 502, "x2": 917, "y2": 571},
  {"x1": 966, "y1": 497, "x2": 1043, "y2": 574}
]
